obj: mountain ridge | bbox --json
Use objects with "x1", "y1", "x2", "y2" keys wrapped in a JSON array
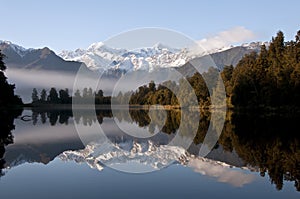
[
  {"x1": 1, "y1": 40, "x2": 268, "y2": 74},
  {"x1": 59, "y1": 41, "x2": 268, "y2": 72}
]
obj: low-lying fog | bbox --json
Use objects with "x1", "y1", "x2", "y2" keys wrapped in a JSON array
[{"x1": 6, "y1": 68, "x2": 181, "y2": 103}]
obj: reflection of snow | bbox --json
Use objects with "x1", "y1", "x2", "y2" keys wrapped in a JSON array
[
  {"x1": 188, "y1": 158, "x2": 255, "y2": 187},
  {"x1": 59, "y1": 140, "x2": 186, "y2": 172},
  {"x1": 59, "y1": 140, "x2": 256, "y2": 187}
]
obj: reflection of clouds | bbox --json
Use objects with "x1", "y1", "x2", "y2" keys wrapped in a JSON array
[{"x1": 188, "y1": 158, "x2": 255, "y2": 187}]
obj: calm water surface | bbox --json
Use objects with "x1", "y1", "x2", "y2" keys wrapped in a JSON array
[{"x1": 0, "y1": 109, "x2": 299, "y2": 199}]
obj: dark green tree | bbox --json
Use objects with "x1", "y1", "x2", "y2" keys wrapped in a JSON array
[
  {"x1": 0, "y1": 50, "x2": 23, "y2": 107},
  {"x1": 48, "y1": 87, "x2": 59, "y2": 104},
  {"x1": 40, "y1": 89, "x2": 47, "y2": 102},
  {"x1": 59, "y1": 88, "x2": 71, "y2": 104},
  {"x1": 31, "y1": 88, "x2": 39, "y2": 103}
]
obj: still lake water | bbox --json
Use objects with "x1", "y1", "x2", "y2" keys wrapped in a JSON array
[{"x1": 0, "y1": 108, "x2": 299, "y2": 199}]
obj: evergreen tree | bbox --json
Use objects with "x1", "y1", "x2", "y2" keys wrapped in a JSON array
[
  {"x1": 74, "y1": 89, "x2": 81, "y2": 98},
  {"x1": 0, "y1": 50, "x2": 22, "y2": 106},
  {"x1": 59, "y1": 88, "x2": 70, "y2": 104},
  {"x1": 82, "y1": 88, "x2": 88, "y2": 98},
  {"x1": 48, "y1": 87, "x2": 59, "y2": 104},
  {"x1": 87, "y1": 87, "x2": 93, "y2": 97},
  {"x1": 40, "y1": 89, "x2": 47, "y2": 102},
  {"x1": 31, "y1": 88, "x2": 39, "y2": 103},
  {"x1": 0, "y1": 52, "x2": 6, "y2": 71}
]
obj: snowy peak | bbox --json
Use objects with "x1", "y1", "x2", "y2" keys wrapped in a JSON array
[
  {"x1": 241, "y1": 41, "x2": 270, "y2": 49},
  {"x1": 0, "y1": 40, "x2": 34, "y2": 57}
]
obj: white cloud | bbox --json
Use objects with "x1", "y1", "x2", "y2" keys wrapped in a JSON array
[{"x1": 197, "y1": 26, "x2": 256, "y2": 52}]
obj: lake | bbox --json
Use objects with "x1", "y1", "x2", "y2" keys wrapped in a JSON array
[{"x1": 0, "y1": 108, "x2": 299, "y2": 199}]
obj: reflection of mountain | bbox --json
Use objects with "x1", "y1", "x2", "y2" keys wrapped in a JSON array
[
  {"x1": 4, "y1": 123, "x2": 85, "y2": 168},
  {"x1": 59, "y1": 139, "x2": 255, "y2": 187},
  {"x1": 60, "y1": 140, "x2": 186, "y2": 172},
  {"x1": 5, "y1": 139, "x2": 84, "y2": 168}
]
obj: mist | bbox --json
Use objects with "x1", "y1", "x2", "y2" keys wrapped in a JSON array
[
  {"x1": 5, "y1": 69, "x2": 118, "y2": 103},
  {"x1": 5, "y1": 68, "x2": 183, "y2": 103}
]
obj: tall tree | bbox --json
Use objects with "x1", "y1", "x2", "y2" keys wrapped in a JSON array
[
  {"x1": 40, "y1": 89, "x2": 47, "y2": 102},
  {"x1": 48, "y1": 87, "x2": 59, "y2": 104},
  {"x1": 0, "y1": 50, "x2": 22, "y2": 106},
  {"x1": 31, "y1": 88, "x2": 39, "y2": 103},
  {"x1": 59, "y1": 88, "x2": 70, "y2": 104},
  {"x1": 0, "y1": 51, "x2": 6, "y2": 71}
]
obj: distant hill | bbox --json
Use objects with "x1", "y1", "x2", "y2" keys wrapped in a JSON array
[
  {"x1": 176, "y1": 45, "x2": 261, "y2": 76},
  {"x1": 0, "y1": 41, "x2": 88, "y2": 73}
]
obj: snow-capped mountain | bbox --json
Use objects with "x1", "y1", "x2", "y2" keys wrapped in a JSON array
[
  {"x1": 60, "y1": 42, "x2": 190, "y2": 72},
  {"x1": 59, "y1": 41, "x2": 267, "y2": 73}
]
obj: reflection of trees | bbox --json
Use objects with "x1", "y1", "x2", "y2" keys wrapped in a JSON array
[
  {"x1": 0, "y1": 108, "x2": 23, "y2": 176},
  {"x1": 31, "y1": 108, "x2": 113, "y2": 126},
  {"x1": 219, "y1": 111, "x2": 300, "y2": 191},
  {"x1": 129, "y1": 109, "x2": 151, "y2": 127},
  {"x1": 127, "y1": 109, "x2": 300, "y2": 192},
  {"x1": 32, "y1": 108, "x2": 73, "y2": 125}
]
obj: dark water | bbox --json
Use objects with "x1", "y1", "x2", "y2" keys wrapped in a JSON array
[{"x1": 0, "y1": 108, "x2": 299, "y2": 199}]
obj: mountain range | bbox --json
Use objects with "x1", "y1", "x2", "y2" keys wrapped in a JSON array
[
  {"x1": 0, "y1": 40, "x2": 268, "y2": 75},
  {"x1": 60, "y1": 41, "x2": 266, "y2": 72}
]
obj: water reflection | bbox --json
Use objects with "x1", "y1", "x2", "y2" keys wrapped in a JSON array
[
  {"x1": 0, "y1": 108, "x2": 22, "y2": 176},
  {"x1": 221, "y1": 112, "x2": 300, "y2": 191},
  {"x1": 0, "y1": 108, "x2": 300, "y2": 192}
]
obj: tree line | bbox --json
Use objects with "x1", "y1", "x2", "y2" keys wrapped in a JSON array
[
  {"x1": 31, "y1": 87, "x2": 111, "y2": 105},
  {"x1": 114, "y1": 68, "x2": 217, "y2": 108}
]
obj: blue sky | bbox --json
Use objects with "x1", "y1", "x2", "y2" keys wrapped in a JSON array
[{"x1": 1, "y1": 0, "x2": 299, "y2": 52}]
